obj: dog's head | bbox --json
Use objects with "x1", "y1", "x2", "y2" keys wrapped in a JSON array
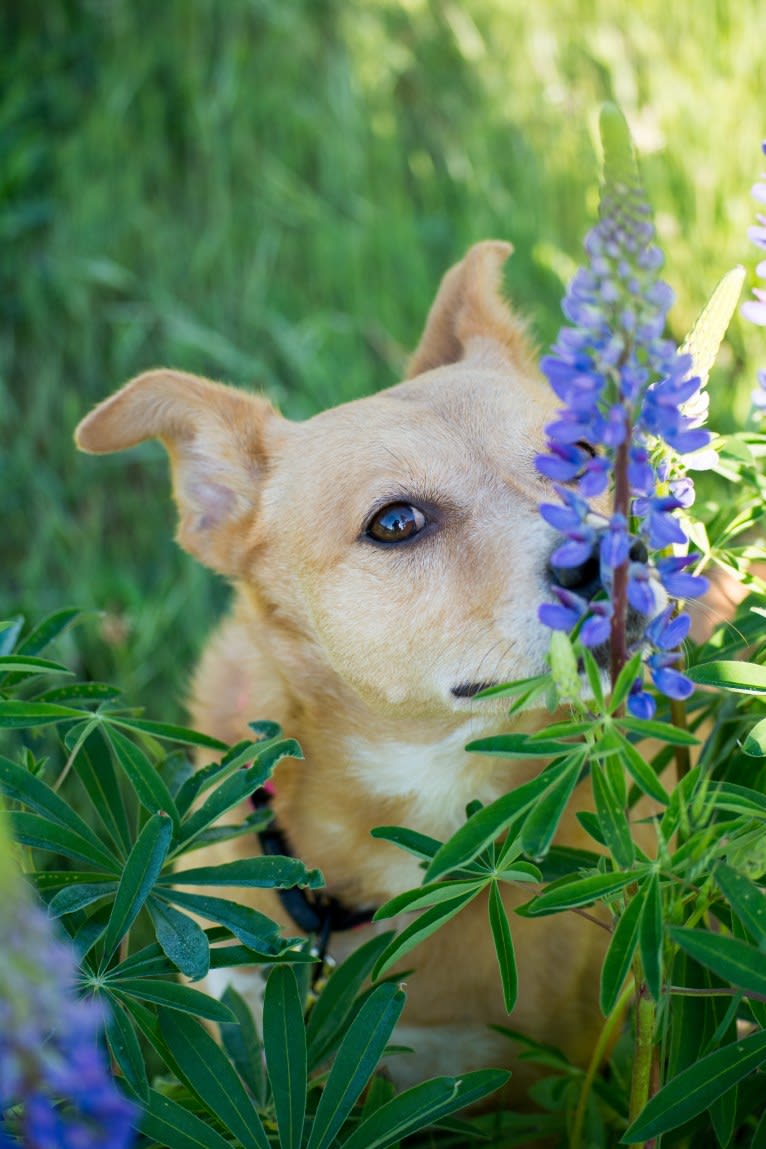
[{"x1": 76, "y1": 241, "x2": 584, "y2": 718}]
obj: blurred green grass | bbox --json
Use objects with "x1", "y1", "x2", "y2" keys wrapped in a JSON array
[{"x1": 2, "y1": 0, "x2": 765, "y2": 719}]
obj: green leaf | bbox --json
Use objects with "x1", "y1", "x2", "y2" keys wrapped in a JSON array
[
  {"x1": 612, "y1": 731, "x2": 671, "y2": 805},
  {"x1": 157, "y1": 888, "x2": 285, "y2": 954},
  {"x1": 147, "y1": 897, "x2": 210, "y2": 980},
  {"x1": 0, "y1": 751, "x2": 118, "y2": 852},
  {"x1": 100, "y1": 812, "x2": 173, "y2": 964},
  {"x1": 742, "y1": 716, "x2": 766, "y2": 757},
  {"x1": 609, "y1": 653, "x2": 644, "y2": 713},
  {"x1": 593, "y1": 764, "x2": 635, "y2": 869},
  {"x1": 639, "y1": 872, "x2": 663, "y2": 1001},
  {"x1": 8, "y1": 810, "x2": 120, "y2": 872},
  {"x1": 175, "y1": 737, "x2": 269, "y2": 814},
  {"x1": 622, "y1": 1029, "x2": 766, "y2": 1143},
  {"x1": 372, "y1": 890, "x2": 481, "y2": 980},
  {"x1": 111, "y1": 979, "x2": 236, "y2": 1023},
  {"x1": 306, "y1": 982, "x2": 406, "y2": 1149},
  {"x1": 104, "y1": 726, "x2": 180, "y2": 833},
  {"x1": 159, "y1": 1009, "x2": 270, "y2": 1149},
  {"x1": 582, "y1": 648, "x2": 605, "y2": 710},
  {"x1": 0, "y1": 655, "x2": 71, "y2": 675},
  {"x1": 306, "y1": 931, "x2": 396, "y2": 1070},
  {"x1": 337, "y1": 1068, "x2": 510, "y2": 1149},
  {"x1": 708, "y1": 782, "x2": 766, "y2": 819},
  {"x1": 369, "y1": 825, "x2": 442, "y2": 861},
  {"x1": 519, "y1": 756, "x2": 583, "y2": 859},
  {"x1": 139, "y1": 1087, "x2": 241, "y2": 1149},
  {"x1": 710, "y1": 1082, "x2": 737, "y2": 1149},
  {"x1": 488, "y1": 881, "x2": 517, "y2": 1012},
  {"x1": 714, "y1": 863, "x2": 766, "y2": 947},
  {"x1": 48, "y1": 880, "x2": 117, "y2": 916},
  {"x1": 600, "y1": 887, "x2": 644, "y2": 1015},
  {"x1": 374, "y1": 879, "x2": 486, "y2": 921},
  {"x1": 617, "y1": 717, "x2": 700, "y2": 745},
  {"x1": 220, "y1": 986, "x2": 269, "y2": 1106},
  {"x1": 522, "y1": 870, "x2": 640, "y2": 917},
  {"x1": 670, "y1": 927, "x2": 766, "y2": 996},
  {"x1": 104, "y1": 996, "x2": 149, "y2": 1102},
  {"x1": 0, "y1": 615, "x2": 24, "y2": 655},
  {"x1": 35, "y1": 682, "x2": 121, "y2": 704},
  {"x1": 466, "y1": 733, "x2": 574, "y2": 757},
  {"x1": 263, "y1": 967, "x2": 307, "y2": 1149},
  {"x1": 0, "y1": 699, "x2": 93, "y2": 727},
  {"x1": 16, "y1": 607, "x2": 82, "y2": 657},
  {"x1": 110, "y1": 716, "x2": 228, "y2": 749},
  {"x1": 74, "y1": 728, "x2": 132, "y2": 855},
  {"x1": 680, "y1": 266, "x2": 746, "y2": 391},
  {"x1": 424, "y1": 769, "x2": 561, "y2": 882},
  {"x1": 166, "y1": 855, "x2": 323, "y2": 890},
  {"x1": 687, "y1": 660, "x2": 766, "y2": 695}
]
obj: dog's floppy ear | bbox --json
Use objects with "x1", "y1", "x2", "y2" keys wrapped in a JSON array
[
  {"x1": 75, "y1": 370, "x2": 286, "y2": 575},
  {"x1": 406, "y1": 240, "x2": 535, "y2": 378}
]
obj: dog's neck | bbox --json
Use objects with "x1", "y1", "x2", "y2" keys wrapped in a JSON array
[{"x1": 190, "y1": 593, "x2": 544, "y2": 906}]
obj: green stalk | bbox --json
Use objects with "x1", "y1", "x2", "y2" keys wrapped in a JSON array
[
  {"x1": 570, "y1": 978, "x2": 635, "y2": 1149},
  {"x1": 628, "y1": 979, "x2": 657, "y2": 1145}
]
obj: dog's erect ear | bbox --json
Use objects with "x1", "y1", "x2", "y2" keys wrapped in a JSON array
[
  {"x1": 75, "y1": 370, "x2": 287, "y2": 575},
  {"x1": 406, "y1": 240, "x2": 535, "y2": 379}
]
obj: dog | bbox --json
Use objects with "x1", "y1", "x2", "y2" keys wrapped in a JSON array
[{"x1": 76, "y1": 240, "x2": 666, "y2": 1098}]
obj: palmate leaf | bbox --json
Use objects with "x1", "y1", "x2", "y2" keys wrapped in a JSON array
[
  {"x1": 369, "y1": 825, "x2": 442, "y2": 862},
  {"x1": 164, "y1": 855, "x2": 323, "y2": 890},
  {"x1": 520, "y1": 869, "x2": 642, "y2": 917},
  {"x1": 111, "y1": 979, "x2": 236, "y2": 1024},
  {"x1": 0, "y1": 752, "x2": 118, "y2": 854},
  {"x1": 0, "y1": 699, "x2": 91, "y2": 727},
  {"x1": 600, "y1": 885, "x2": 644, "y2": 1015},
  {"x1": 742, "y1": 716, "x2": 766, "y2": 758},
  {"x1": 138, "y1": 1088, "x2": 238, "y2": 1149},
  {"x1": 372, "y1": 889, "x2": 482, "y2": 980},
  {"x1": 611, "y1": 730, "x2": 671, "y2": 805},
  {"x1": 0, "y1": 655, "x2": 71, "y2": 675},
  {"x1": 593, "y1": 764, "x2": 635, "y2": 870},
  {"x1": 374, "y1": 879, "x2": 486, "y2": 921},
  {"x1": 714, "y1": 863, "x2": 766, "y2": 947},
  {"x1": 74, "y1": 728, "x2": 132, "y2": 855},
  {"x1": 157, "y1": 888, "x2": 286, "y2": 955},
  {"x1": 519, "y1": 755, "x2": 584, "y2": 860},
  {"x1": 9, "y1": 810, "x2": 120, "y2": 872},
  {"x1": 622, "y1": 1029, "x2": 766, "y2": 1143},
  {"x1": 306, "y1": 982, "x2": 406, "y2": 1149},
  {"x1": 307, "y1": 932, "x2": 396, "y2": 1071},
  {"x1": 48, "y1": 880, "x2": 117, "y2": 916},
  {"x1": 103, "y1": 725, "x2": 180, "y2": 834},
  {"x1": 147, "y1": 897, "x2": 210, "y2": 981},
  {"x1": 99, "y1": 812, "x2": 173, "y2": 965},
  {"x1": 687, "y1": 660, "x2": 766, "y2": 695},
  {"x1": 424, "y1": 767, "x2": 566, "y2": 882},
  {"x1": 263, "y1": 967, "x2": 307, "y2": 1149},
  {"x1": 109, "y1": 715, "x2": 228, "y2": 750},
  {"x1": 488, "y1": 881, "x2": 517, "y2": 1012},
  {"x1": 670, "y1": 927, "x2": 766, "y2": 996},
  {"x1": 337, "y1": 1069, "x2": 510, "y2": 1149},
  {"x1": 104, "y1": 995, "x2": 149, "y2": 1102},
  {"x1": 220, "y1": 986, "x2": 270, "y2": 1106},
  {"x1": 174, "y1": 737, "x2": 268, "y2": 815},
  {"x1": 158, "y1": 1010, "x2": 270, "y2": 1149}
]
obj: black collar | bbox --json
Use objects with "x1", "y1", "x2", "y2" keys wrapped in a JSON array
[{"x1": 253, "y1": 788, "x2": 377, "y2": 972}]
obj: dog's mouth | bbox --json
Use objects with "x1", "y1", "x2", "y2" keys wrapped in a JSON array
[{"x1": 450, "y1": 680, "x2": 499, "y2": 699}]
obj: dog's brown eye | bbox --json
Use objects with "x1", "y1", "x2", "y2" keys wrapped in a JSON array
[{"x1": 366, "y1": 502, "x2": 426, "y2": 543}]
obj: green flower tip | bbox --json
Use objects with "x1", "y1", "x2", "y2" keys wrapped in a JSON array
[{"x1": 599, "y1": 102, "x2": 639, "y2": 189}]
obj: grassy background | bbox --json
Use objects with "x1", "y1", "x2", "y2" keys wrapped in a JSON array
[{"x1": 2, "y1": 0, "x2": 765, "y2": 720}]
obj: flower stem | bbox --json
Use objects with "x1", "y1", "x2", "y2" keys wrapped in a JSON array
[
  {"x1": 629, "y1": 980, "x2": 657, "y2": 1145},
  {"x1": 610, "y1": 434, "x2": 631, "y2": 692},
  {"x1": 570, "y1": 978, "x2": 635, "y2": 1149}
]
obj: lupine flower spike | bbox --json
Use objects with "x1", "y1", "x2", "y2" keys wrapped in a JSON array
[
  {"x1": 536, "y1": 105, "x2": 743, "y2": 718},
  {"x1": 0, "y1": 808, "x2": 137, "y2": 1149}
]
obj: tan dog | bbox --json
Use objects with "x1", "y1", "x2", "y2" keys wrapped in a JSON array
[{"x1": 76, "y1": 241, "x2": 627, "y2": 1096}]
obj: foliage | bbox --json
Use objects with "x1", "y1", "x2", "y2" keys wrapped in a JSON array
[{"x1": 0, "y1": 616, "x2": 507, "y2": 1145}]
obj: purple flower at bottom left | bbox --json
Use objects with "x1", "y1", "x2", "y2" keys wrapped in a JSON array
[{"x1": 0, "y1": 812, "x2": 137, "y2": 1149}]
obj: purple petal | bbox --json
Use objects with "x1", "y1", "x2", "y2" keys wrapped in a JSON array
[
  {"x1": 552, "y1": 538, "x2": 595, "y2": 568},
  {"x1": 540, "y1": 502, "x2": 583, "y2": 532},
  {"x1": 580, "y1": 613, "x2": 612, "y2": 647},
  {"x1": 660, "y1": 571, "x2": 709, "y2": 599},
  {"x1": 741, "y1": 299, "x2": 766, "y2": 326},
  {"x1": 627, "y1": 687, "x2": 657, "y2": 720},
  {"x1": 539, "y1": 603, "x2": 580, "y2": 631},
  {"x1": 650, "y1": 664, "x2": 694, "y2": 700},
  {"x1": 627, "y1": 568, "x2": 658, "y2": 615}
]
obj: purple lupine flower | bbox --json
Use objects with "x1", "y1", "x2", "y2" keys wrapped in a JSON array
[
  {"x1": 742, "y1": 143, "x2": 766, "y2": 411},
  {"x1": 0, "y1": 814, "x2": 137, "y2": 1149},
  {"x1": 536, "y1": 106, "x2": 709, "y2": 713}
]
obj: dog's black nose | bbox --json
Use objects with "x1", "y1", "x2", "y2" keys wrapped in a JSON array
[
  {"x1": 549, "y1": 538, "x2": 648, "y2": 600},
  {"x1": 550, "y1": 546, "x2": 601, "y2": 598}
]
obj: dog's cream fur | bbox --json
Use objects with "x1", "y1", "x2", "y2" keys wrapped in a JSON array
[{"x1": 77, "y1": 241, "x2": 637, "y2": 1096}]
